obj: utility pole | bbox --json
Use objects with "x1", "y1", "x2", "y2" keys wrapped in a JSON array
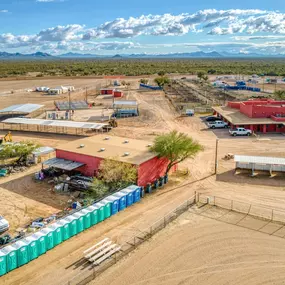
[
  {"x1": 214, "y1": 138, "x2": 219, "y2": 175},
  {"x1": 68, "y1": 90, "x2": 71, "y2": 119},
  {"x1": 85, "y1": 87, "x2": 88, "y2": 102}
]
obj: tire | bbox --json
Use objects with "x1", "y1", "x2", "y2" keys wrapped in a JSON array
[
  {"x1": 233, "y1": 133, "x2": 237, "y2": 136},
  {"x1": 247, "y1": 133, "x2": 250, "y2": 136},
  {"x1": 211, "y1": 126, "x2": 215, "y2": 129}
]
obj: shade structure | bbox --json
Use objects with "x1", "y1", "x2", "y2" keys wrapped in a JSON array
[
  {"x1": 79, "y1": 209, "x2": 92, "y2": 229},
  {"x1": 122, "y1": 185, "x2": 141, "y2": 203},
  {"x1": 65, "y1": 216, "x2": 78, "y2": 236},
  {"x1": 31, "y1": 232, "x2": 47, "y2": 256},
  {"x1": 12, "y1": 240, "x2": 29, "y2": 267},
  {"x1": 43, "y1": 157, "x2": 85, "y2": 171},
  {"x1": 113, "y1": 192, "x2": 128, "y2": 209},
  {"x1": 0, "y1": 104, "x2": 43, "y2": 114},
  {"x1": 105, "y1": 196, "x2": 120, "y2": 215},
  {"x1": 40, "y1": 228, "x2": 55, "y2": 250},
  {"x1": 85, "y1": 205, "x2": 99, "y2": 226},
  {"x1": 1, "y1": 245, "x2": 17, "y2": 272},
  {"x1": 71, "y1": 212, "x2": 85, "y2": 233},
  {"x1": 97, "y1": 200, "x2": 111, "y2": 218},
  {"x1": 48, "y1": 223, "x2": 63, "y2": 246},
  {"x1": 22, "y1": 236, "x2": 39, "y2": 261},
  {"x1": 57, "y1": 219, "x2": 71, "y2": 241},
  {"x1": 0, "y1": 250, "x2": 7, "y2": 276}
]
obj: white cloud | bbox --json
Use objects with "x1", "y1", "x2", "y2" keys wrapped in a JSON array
[
  {"x1": 83, "y1": 9, "x2": 267, "y2": 39},
  {"x1": 0, "y1": 10, "x2": 8, "y2": 13}
]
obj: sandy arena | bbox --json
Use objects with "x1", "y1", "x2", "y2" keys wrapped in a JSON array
[{"x1": 0, "y1": 77, "x2": 285, "y2": 284}]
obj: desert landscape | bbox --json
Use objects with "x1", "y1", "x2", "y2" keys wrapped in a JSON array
[{"x1": 0, "y1": 73, "x2": 285, "y2": 284}]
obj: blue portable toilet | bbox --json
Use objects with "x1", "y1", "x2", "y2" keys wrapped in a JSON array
[
  {"x1": 113, "y1": 191, "x2": 128, "y2": 209},
  {"x1": 23, "y1": 236, "x2": 39, "y2": 261},
  {"x1": 79, "y1": 209, "x2": 92, "y2": 229},
  {"x1": 48, "y1": 223, "x2": 63, "y2": 246},
  {"x1": 65, "y1": 215, "x2": 78, "y2": 236},
  {"x1": 72, "y1": 212, "x2": 85, "y2": 233},
  {"x1": 105, "y1": 196, "x2": 120, "y2": 215},
  {"x1": 1, "y1": 245, "x2": 17, "y2": 272},
  {"x1": 12, "y1": 240, "x2": 29, "y2": 267},
  {"x1": 41, "y1": 228, "x2": 55, "y2": 250},
  {"x1": 85, "y1": 205, "x2": 99, "y2": 226},
  {"x1": 32, "y1": 231, "x2": 47, "y2": 256},
  {"x1": 56, "y1": 219, "x2": 71, "y2": 241},
  {"x1": 124, "y1": 185, "x2": 141, "y2": 203},
  {"x1": 0, "y1": 250, "x2": 7, "y2": 276}
]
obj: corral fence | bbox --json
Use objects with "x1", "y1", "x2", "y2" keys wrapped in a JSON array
[
  {"x1": 197, "y1": 193, "x2": 285, "y2": 224},
  {"x1": 66, "y1": 195, "x2": 196, "y2": 285}
]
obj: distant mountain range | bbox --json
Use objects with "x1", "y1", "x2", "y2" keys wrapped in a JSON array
[
  {"x1": 1, "y1": 50, "x2": 285, "y2": 59},
  {"x1": 0, "y1": 51, "x2": 52, "y2": 59}
]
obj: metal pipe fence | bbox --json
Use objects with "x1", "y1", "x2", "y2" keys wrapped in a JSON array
[
  {"x1": 197, "y1": 193, "x2": 285, "y2": 224},
  {"x1": 66, "y1": 195, "x2": 196, "y2": 285}
]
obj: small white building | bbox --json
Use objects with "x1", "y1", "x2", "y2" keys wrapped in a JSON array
[
  {"x1": 48, "y1": 88, "x2": 63, "y2": 95},
  {"x1": 36, "y1": 86, "x2": 50, "y2": 92}
]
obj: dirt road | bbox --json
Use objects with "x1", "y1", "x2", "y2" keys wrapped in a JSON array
[{"x1": 1, "y1": 90, "x2": 285, "y2": 284}]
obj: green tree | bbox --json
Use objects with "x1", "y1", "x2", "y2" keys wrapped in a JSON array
[
  {"x1": 87, "y1": 178, "x2": 109, "y2": 199},
  {"x1": 0, "y1": 141, "x2": 40, "y2": 163},
  {"x1": 151, "y1": 131, "x2": 203, "y2": 175},
  {"x1": 274, "y1": 90, "x2": 285, "y2": 100},
  {"x1": 140, "y1": 78, "x2": 149, "y2": 84},
  {"x1": 157, "y1": 71, "x2": 165, "y2": 76},
  {"x1": 98, "y1": 158, "x2": 137, "y2": 190},
  {"x1": 154, "y1": 76, "x2": 170, "y2": 87}
]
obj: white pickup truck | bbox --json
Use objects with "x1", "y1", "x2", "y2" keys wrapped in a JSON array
[
  {"x1": 207, "y1": 120, "x2": 229, "y2": 129},
  {"x1": 229, "y1": 127, "x2": 252, "y2": 136}
]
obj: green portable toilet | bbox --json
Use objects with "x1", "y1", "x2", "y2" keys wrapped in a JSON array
[
  {"x1": 86, "y1": 205, "x2": 99, "y2": 226},
  {"x1": 79, "y1": 209, "x2": 91, "y2": 229},
  {"x1": 65, "y1": 216, "x2": 78, "y2": 236},
  {"x1": 41, "y1": 228, "x2": 55, "y2": 250},
  {"x1": 12, "y1": 240, "x2": 29, "y2": 267},
  {"x1": 23, "y1": 236, "x2": 38, "y2": 261},
  {"x1": 100, "y1": 200, "x2": 112, "y2": 218},
  {"x1": 32, "y1": 232, "x2": 47, "y2": 256},
  {"x1": 0, "y1": 250, "x2": 7, "y2": 276},
  {"x1": 72, "y1": 212, "x2": 84, "y2": 233},
  {"x1": 48, "y1": 223, "x2": 63, "y2": 246},
  {"x1": 94, "y1": 203, "x2": 105, "y2": 222},
  {"x1": 1, "y1": 245, "x2": 17, "y2": 272},
  {"x1": 57, "y1": 219, "x2": 70, "y2": 241}
]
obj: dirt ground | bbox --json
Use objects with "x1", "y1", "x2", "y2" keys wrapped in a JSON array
[
  {"x1": 1, "y1": 80, "x2": 285, "y2": 284},
  {"x1": 0, "y1": 132, "x2": 79, "y2": 233},
  {"x1": 93, "y1": 208, "x2": 285, "y2": 285}
]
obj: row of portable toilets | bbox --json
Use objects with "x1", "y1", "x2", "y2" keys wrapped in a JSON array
[{"x1": 0, "y1": 185, "x2": 142, "y2": 277}]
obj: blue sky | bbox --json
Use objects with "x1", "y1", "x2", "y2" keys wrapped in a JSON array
[{"x1": 0, "y1": 1, "x2": 285, "y2": 55}]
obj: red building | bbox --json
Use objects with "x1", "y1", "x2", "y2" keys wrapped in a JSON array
[
  {"x1": 54, "y1": 135, "x2": 176, "y2": 186},
  {"x1": 213, "y1": 99, "x2": 285, "y2": 133},
  {"x1": 100, "y1": 89, "x2": 123, "y2": 98}
]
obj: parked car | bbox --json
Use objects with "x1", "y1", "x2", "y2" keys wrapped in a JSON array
[
  {"x1": 229, "y1": 127, "x2": 252, "y2": 136},
  {"x1": 185, "y1": 109, "x2": 194, "y2": 116},
  {"x1": 207, "y1": 121, "x2": 229, "y2": 129},
  {"x1": 205, "y1": 116, "x2": 221, "y2": 122}
]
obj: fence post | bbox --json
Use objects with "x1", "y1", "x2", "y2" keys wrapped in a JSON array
[
  {"x1": 150, "y1": 226, "x2": 152, "y2": 236},
  {"x1": 272, "y1": 209, "x2": 274, "y2": 221},
  {"x1": 164, "y1": 217, "x2": 166, "y2": 228},
  {"x1": 214, "y1": 196, "x2": 216, "y2": 206},
  {"x1": 231, "y1": 200, "x2": 233, "y2": 211},
  {"x1": 134, "y1": 236, "x2": 136, "y2": 248}
]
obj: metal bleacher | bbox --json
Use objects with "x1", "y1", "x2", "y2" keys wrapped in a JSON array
[{"x1": 84, "y1": 238, "x2": 121, "y2": 266}]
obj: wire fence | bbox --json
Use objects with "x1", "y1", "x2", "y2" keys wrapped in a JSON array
[
  {"x1": 197, "y1": 193, "x2": 285, "y2": 224},
  {"x1": 66, "y1": 195, "x2": 196, "y2": 285}
]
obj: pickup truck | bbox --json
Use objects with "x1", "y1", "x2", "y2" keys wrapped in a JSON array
[
  {"x1": 207, "y1": 120, "x2": 229, "y2": 129},
  {"x1": 229, "y1": 127, "x2": 252, "y2": 136}
]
